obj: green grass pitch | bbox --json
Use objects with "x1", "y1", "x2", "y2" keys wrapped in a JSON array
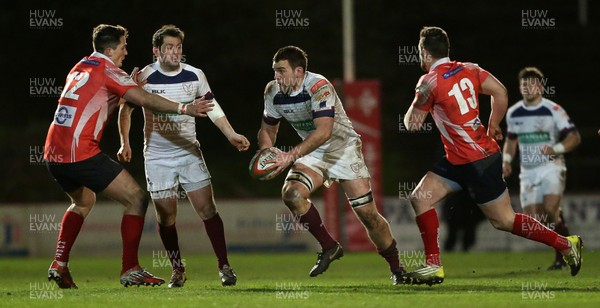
[{"x1": 1, "y1": 251, "x2": 599, "y2": 307}]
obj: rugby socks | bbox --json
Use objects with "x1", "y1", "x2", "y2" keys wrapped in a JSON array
[
  {"x1": 511, "y1": 213, "x2": 570, "y2": 251},
  {"x1": 378, "y1": 239, "x2": 403, "y2": 273},
  {"x1": 299, "y1": 204, "x2": 338, "y2": 250},
  {"x1": 553, "y1": 220, "x2": 570, "y2": 262},
  {"x1": 121, "y1": 214, "x2": 144, "y2": 274},
  {"x1": 203, "y1": 213, "x2": 230, "y2": 269},
  {"x1": 54, "y1": 211, "x2": 84, "y2": 263},
  {"x1": 158, "y1": 223, "x2": 184, "y2": 271},
  {"x1": 415, "y1": 209, "x2": 441, "y2": 266}
]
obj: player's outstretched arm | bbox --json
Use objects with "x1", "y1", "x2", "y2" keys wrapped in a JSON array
[
  {"x1": 117, "y1": 100, "x2": 135, "y2": 162},
  {"x1": 213, "y1": 116, "x2": 250, "y2": 152},
  {"x1": 123, "y1": 87, "x2": 214, "y2": 117},
  {"x1": 481, "y1": 74, "x2": 508, "y2": 141}
]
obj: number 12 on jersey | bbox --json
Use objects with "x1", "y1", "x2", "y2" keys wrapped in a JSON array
[
  {"x1": 448, "y1": 77, "x2": 477, "y2": 115},
  {"x1": 60, "y1": 71, "x2": 90, "y2": 100}
]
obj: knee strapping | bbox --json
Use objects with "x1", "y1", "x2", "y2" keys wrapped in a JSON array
[
  {"x1": 285, "y1": 171, "x2": 314, "y2": 192},
  {"x1": 349, "y1": 191, "x2": 374, "y2": 208}
]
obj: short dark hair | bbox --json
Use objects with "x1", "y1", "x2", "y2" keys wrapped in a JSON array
[
  {"x1": 518, "y1": 67, "x2": 544, "y2": 81},
  {"x1": 152, "y1": 25, "x2": 185, "y2": 48},
  {"x1": 92, "y1": 24, "x2": 128, "y2": 53},
  {"x1": 273, "y1": 46, "x2": 308, "y2": 71},
  {"x1": 419, "y1": 26, "x2": 450, "y2": 58}
]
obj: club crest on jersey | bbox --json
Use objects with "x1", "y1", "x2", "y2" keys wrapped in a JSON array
[
  {"x1": 53, "y1": 105, "x2": 76, "y2": 127},
  {"x1": 182, "y1": 82, "x2": 193, "y2": 96}
]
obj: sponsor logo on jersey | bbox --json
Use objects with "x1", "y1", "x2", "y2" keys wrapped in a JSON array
[
  {"x1": 290, "y1": 119, "x2": 316, "y2": 131},
  {"x1": 310, "y1": 79, "x2": 328, "y2": 93},
  {"x1": 518, "y1": 132, "x2": 551, "y2": 144},
  {"x1": 81, "y1": 59, "x2": 100, "y2": 66},
  {"x1": 53, "y1": 105, "x2": 76, "y2": 127},
  {"x1": 442, "y1": 66, "x2": 464, "y2": 79},
  {"x1": 313, "y1": 87, "x2": 331, "y2": 103}
]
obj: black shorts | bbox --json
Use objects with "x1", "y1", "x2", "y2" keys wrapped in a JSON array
[
  {"x1": 430, "y1": 152, "x2": 507, "y2": 204},
  {"x1": 46, "y1": 153, "x2": 123, "y2": 193}
]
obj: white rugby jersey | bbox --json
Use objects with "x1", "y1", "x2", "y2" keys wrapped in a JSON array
[
  {"x1": 140, "y1": 62, "x2": 214, "y2": 160},
  {"x1": 506, "y1": 98, "x2": 576, "y2": 169},
  {"x1": 263, "y1": 71, "x2": 359, "y2": 153}
]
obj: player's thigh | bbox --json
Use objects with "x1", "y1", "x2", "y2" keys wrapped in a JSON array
[
  {"x1": 339, "y1": 178, "x2": 371, "y2": 199},
  {"x1": 185, "y1": 182, "x2": 218, "y2": 220},
  {"x1": 101, "y1": 169, "x2": 146, "y2": 208}
]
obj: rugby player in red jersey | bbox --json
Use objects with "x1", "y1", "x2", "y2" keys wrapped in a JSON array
[
  {"x1": 400, "y1": 26, "x2": 582, "y2": 285},
  {"x1": 45, "y1": 24, "x2": 213, "y2": 288}
]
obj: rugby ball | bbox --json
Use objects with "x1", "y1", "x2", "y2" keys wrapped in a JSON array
[{"x1": 249, "y1": 147, "x2": 281, "y2": 180}]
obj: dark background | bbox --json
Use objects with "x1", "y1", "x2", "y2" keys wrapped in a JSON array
[{"x1": 1, "y1": 0, "x2": 598, "y2": 202}]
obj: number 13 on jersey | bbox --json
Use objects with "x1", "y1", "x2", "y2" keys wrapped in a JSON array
[{"x1": 448, "y1": 77, "x2": 477, "y2": 115}]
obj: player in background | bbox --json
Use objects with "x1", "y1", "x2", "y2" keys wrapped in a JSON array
[
  {"x1": 45, "y1": 24, "x2": 214, "y2": 289},
  {"x1": 503, "y1": 67, "x2": 581, "y2": 270},
  {"x1": 258, "y1": 46, "x2": 406, "y2": 285},
  {"x1": 118, "y1": 25, "x2": 249, "y2": 288},
  {"x1": 402, "y1": 26, "x2": 583, "y2": 285}
]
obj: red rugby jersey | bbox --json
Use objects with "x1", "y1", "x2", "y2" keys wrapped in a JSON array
[
  {"x1": 411, "y1": 59, "x2": 500, "y2": 165},
  {"x1": 44, "y1": 52, "x2": 137, "y2": 163}
]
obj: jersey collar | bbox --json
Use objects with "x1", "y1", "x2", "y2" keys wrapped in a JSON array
[
  {"x1": 430, "y1": 57, "x2": 450, "y2": 71},
  {"x1": 289, "y1": 71, "x2": 309, "y2": 96},
  {"x1": 154, "y1": 61, "x2": 183, "y2": 76},
  {"x1": 90, "y1": 51, "x2": 115, "y2": 65}
]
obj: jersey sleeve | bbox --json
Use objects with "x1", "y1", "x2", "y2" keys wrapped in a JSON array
[
  {"x1": 411, "y1": 73, "x2": 436, "y2": 111},
  {"x1": 104, "y1": 64, "x2": 138, "y2": 97},
  {"x1": 310, "y1": 79, "x2": 335, "y2": 118},
  {"x1": 505, "y1": 108, "x2": 518, "y2": 140},
  {"x1": 262, "y1": 81, "x2": 281, "y2": 125},
  {"x1": 551, "y1": 104, "x2": 577, "y2": 140},
  {"x1": 195, "y1": 69, "x2": 214, "y2": 99}
]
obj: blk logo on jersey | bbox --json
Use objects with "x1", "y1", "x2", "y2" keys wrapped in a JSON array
[{"x1": 53, "y1": 105, "x2": 76, "y2": 127}]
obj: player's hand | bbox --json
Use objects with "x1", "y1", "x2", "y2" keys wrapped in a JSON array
[
  {"x1": 117, "y1": 144, "x2": 132, "y2": 162},
  {"x1": 185, "y1": 97, "x2": 214, "y2": 117},
  {"x1": 487, "y1": 124, "x2": 503, "y2": 141},
  {"x1": 265, "y1": 148, "x2": 295, "y2": 175},
  {"x1": 130, "y1": 67, "x2": 147, "y2": 87},
  {"x1": 229, "y1": 133, "x2": 250, "y2": 152},
  {"x1": 502, "y1": 162, "x2": 512, "y2": 178},
  {"x1": 540, "y1": 145, "x2": 556, "y2": 155}
]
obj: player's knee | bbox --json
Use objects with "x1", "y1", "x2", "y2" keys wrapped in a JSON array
[
  {"x1": 281, "y1": 185, "x2": 306, "y2": 210},
  {"x1": 125, "y1": 188, "x2": 149, "y2": 214},
  {"x1": 157, "y1": 212, "x2": 176, "y2": 226},
  {"x1": 196, "y1": 202, "x2": 217, "y2": 220}
]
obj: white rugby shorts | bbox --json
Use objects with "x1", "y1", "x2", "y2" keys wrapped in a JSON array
[
  {"x1": 292, "y1": 137, "x2": 371, "y2": 188},
  {"x1": 519, "y1": 163, "x2": 566, "y2": 207},
  {"x1": 145, "y1": 148, "x2": 211, "y2": 199}
]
